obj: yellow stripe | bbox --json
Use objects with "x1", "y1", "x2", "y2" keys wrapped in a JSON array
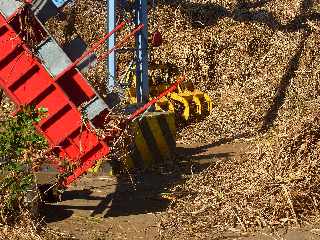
[
  {"x1": 107, "y1": 167, "x2": 113, "y2": 176},
  {"x1": 123, "y1": 113, "x2": 176, "y2": 170},
  {"x1": 145, "y1": 115, "x2": 171, "y2": 161},
  {"x1": 103, "y1": 162, "x2": 114, "y2": 176},
  {"x1": 166, "y1": 113, "x2": 176, "y2": 141},
  {"x1": 123, "y1": 155, "x2": 135, "y2": 169},
  {"x1": 132, "y1": 121, "x2": 154, "y2": 167},
  {"x1": 87, "y1": 160, "x2": 102, "y2": 173}
]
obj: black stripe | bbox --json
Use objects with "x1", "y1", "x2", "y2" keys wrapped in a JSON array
[
  {"x1": 139, "y1": 117, "x2": 163, "y2": 163},
  {"x1": 131, "y1": 146, "x2": 144, "y2": 170},
  {"x1": 157, "y1": 114, "x2": 176, "y2": 156},
  {"x1": 80, "y1": 143, "x2": 103, "y2": 162}
]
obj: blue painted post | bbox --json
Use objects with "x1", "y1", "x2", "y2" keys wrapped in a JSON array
[
  {"x1": 51, "y1": 0, "x2": 70, "y2": 8},
  {"x1": 135, "y1": 0, "x2": 149, "y2": 103},
  {"x1": 107, "y1": 0, "x2": 116, "y2": 91}
]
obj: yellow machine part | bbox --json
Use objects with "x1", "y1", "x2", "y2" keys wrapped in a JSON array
[
  {"x1": 151, "y1": 80, "x2": 213, "y2": 121},
  {"x1": 149, "y1": 83, "x2": 191, "y2": 121},
  {"x1": 88, "y1": 111, "x2": 176, "y2": 174},
  {"x1": 154, "y1": 96, "x2": 175, "y2": 112},
  {"x1": 127, "y1": 111, "x2": 176, "y2": 169},
  {"x1": 176, "y1": 81, "x2": 213, "y2": 116},
  {"x1": 148, "y1": 84, "x2": 174, "y2": 114},
  {"x1": 168, "y1": 92, "x2": 191, "y2": 121},
  {"x1": 123, "y1": 65, "x2": 212, "y2": 121},
  {"x1": 125, "y1": 75, "x2": 177, "y2": 116},
  {"x1": 128, "y1": 85, "x2": 137, "y2": 104}
]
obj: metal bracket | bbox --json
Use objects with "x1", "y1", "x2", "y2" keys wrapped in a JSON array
[
  {"x1": 31, "y1": 0, "x2": 59, "y2": 23},
  {"x1": 36, "y1": 37, "x2": 72, "y2": 77},
  {"x1": 63, "y1": 37, "x2": 97, "y2": 73},
  {"x1": 82, "y1": 96, "x2": 109, "y2": 121},
  {"x1": 0, "y1": 0, "x2": 23, "y2": 19}
]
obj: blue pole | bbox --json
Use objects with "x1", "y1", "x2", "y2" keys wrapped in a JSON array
[
  {"x1": 108, "y1": 0, "x2": 116, "y2": 91},
  {"x1": 135, "y1": 0, "x2": 149, "y2": 103}
]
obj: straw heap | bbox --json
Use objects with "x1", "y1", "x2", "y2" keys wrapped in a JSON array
[
  {"x1": 45, "y1": 2, "x2": 320, "y2": 235},
  {"x1": 44, "y1": 0, "x2": 320, "y2": 145},
  {"x1": 161, "y1": 109, "x2": 320, "y2": 238},
  {"x1": 156, "y1": 0, "x2": 320, "y2": 237},
  {"x1": 152, "y1": 1, "x2": 320, "y2": 144},
  {"x1": 0, "y1": 212, "x2": 73, "y2": 240},
  {"x1": 3, "y1": 0, "x2": 320, "y2": 238}
]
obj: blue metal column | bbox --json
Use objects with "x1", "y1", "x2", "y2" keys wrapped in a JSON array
[
  {"x1": 107, "y1": 0, "x2": 116, "y2": 91},
  {"x1": 135, "y1": 0, "x2": 149, "y2": 103},
  {"x1": 51, "y1": 0, "x2": 70, "y2": 8}
]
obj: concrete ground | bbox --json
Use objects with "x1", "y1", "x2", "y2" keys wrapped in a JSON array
[{"x1": 42, "y1": 142, "x2": 320, "y2": 240}]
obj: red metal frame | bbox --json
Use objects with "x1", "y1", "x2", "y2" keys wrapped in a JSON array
[
  {"x1": 55, "y1": 20, "x2": 128, "y2": 80},
  {"x1": 128, "y1": 76, "x2": 185, "y2": 121},
  {"x1": 98, "y1": 24, "x2": 145, "y2": 62},
  {"x1": 0, "y1": 5, "x2": 124, "y2": 186},
  {"x1": 0, "y1": 3, "x2": 180, "y2": 186}
]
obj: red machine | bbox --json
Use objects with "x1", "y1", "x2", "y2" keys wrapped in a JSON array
[{"x1": 0, "y1": 1, "x2": 181, "y2": 186}]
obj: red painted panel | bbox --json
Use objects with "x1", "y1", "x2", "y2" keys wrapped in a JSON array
[
  {"x1": 56, "y1": 69, "x2": 95, "y2": 107},
  {"x1": 0, "y1": 46, "x2": 25, "y2": 79},
  {"x1": 33, "y1": 86, "x2": 65, "y2": 112},
  {"x1": 0, "y1": 15, "x2": 7, "y2": 25},
  {"x1": 0, "y1": 8, "x2": 111, "y2": 186},
  {"x1": 9, "y1": 65, "x2": 51, "y2": 103},
  {"x1": 70, "y1": 128, "x2": 100, "y2": 154},
  {"x1": 2, "y1": 52, "x2": 37, "y2": 87},
  {"x1": 41, "y1": 105, "x2": 81, "y2": 144},
  {"x1": 68, "y1": 69, "x2": 96, "y2": 100},
  {"x1": 63, "y1": 143, "x2": 110, "y2": 186},
  {"x1": 0, "y1": 28, "x2": 22, "y2": 64},
  {"x1": 59, "y1": 140, "x2": 81, "y2": 161}
]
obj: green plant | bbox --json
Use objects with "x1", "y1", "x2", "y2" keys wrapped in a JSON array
[{"x1": 0, "y1": 106, "x2": 47, "y2": 224}]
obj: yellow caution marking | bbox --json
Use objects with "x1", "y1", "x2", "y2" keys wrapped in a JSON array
[
  {"x1": 145, "y1": 115, "x2": 171, "y2": 161},
  {"x1": 133, "y1": 121, "x2": 154, "y2": 167}
]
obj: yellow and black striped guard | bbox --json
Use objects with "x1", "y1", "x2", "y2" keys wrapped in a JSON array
[{"x1": 125, "y1": 111, "x2": 176, "y2": 170}]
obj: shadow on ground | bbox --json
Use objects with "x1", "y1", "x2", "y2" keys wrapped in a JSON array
[
  {"x1": 41, "y1": 139, "x2": 240, "y2": 223},
  {"x1": 41, "y1": 172, "x2": 176, "y2": 222}
]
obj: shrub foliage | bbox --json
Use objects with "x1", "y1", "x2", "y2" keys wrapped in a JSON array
[{"x1": 0, "y1": 106, "x2": 47, "y2": 224}]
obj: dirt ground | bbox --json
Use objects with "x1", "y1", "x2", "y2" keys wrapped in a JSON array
[{"x1": 42, "y1": 141, "x2": 320, "y2": 240}]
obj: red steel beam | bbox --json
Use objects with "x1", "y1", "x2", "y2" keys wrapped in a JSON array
[
  {"x1": 128, "y1": 76, "x2": 185, "y2": 121},
  {"x1": 55, "y1": 20, "x2": 128, "y2": 80},
  {"x1": 98, "y1": 24, "x2": 145, "y2": 62}
]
